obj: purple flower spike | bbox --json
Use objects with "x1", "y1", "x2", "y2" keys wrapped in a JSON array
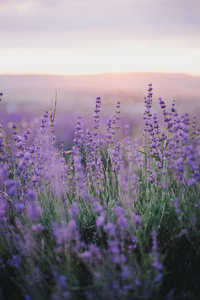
[
  {"x1": 154, "y1": 273, "x2": 163, "y2": 283},
  {"x1": 187, "y1": 178, "x2": 196, "y2": 186},
  {"x1": 96, "y1": 216, "x2": 104, "y2": 227},
  {"x1": 135, "y1": 279, "x2": 141, "y2": 286},
  {"x1": 27, "y1": 190, "x2": 36, "y2": 202},
  {"x1": 24, "y1": 151, "x2": 30, "y2": 161},
  {"x1": 78, "y1": 251, "x2": 91, "y2": 259},
  {"x1": 109, "y1": 240, "x2": 120, "y2": 254},
  {"x1": 27, "y1": 201, "x2": 41, "y2": 220},
  {"x1": 4, "y1": 179, "x2": 17, "y2": 197},
  {"x1": 130, "y1": 212, "x2": 141, "y2": 227},
  {"x1": 93, "y1": 97, "x2": 101, "y2": 130}
]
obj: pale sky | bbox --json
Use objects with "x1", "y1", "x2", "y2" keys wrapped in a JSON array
[{"x1": 0, "y1": 0, "x2": 200, "y2": 75}]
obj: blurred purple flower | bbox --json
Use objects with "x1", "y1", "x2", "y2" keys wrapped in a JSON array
[
  {"x1": 96, "y1": 216, "x2": 104, "y2": 227},
  {"x1": 130, "y1": 212, "x2": 141, "y2": 227},
  {"x1": 27, "y1": 201, "x2": 41, "y2": 220},
  {"x1": 24, "y1": 295, "x2": 32, "y2": 300},
  {"x1": 153, "y1": 260, "x2": 163, "y2": 271},
  {"x1": 116, "y1": 216, "x2": 127, "y2": 228},
  {"x1": 24, "y1": 151, "x2": 30, "y2": 161},
  {"x1": 68, "y1": 202, "x2": 79, "y2": 219},
  {"x1": 135, "y1": 279, "x2": 141, "y2": 286},
  {"x1": 15, "y1": 202, "x2": 25, "y2": 213},
  {"x1": 104, "y1": 222, "x2": 116, "y2": 237},
  {"x1": 179, "y1": 229, "x2": 187, "y2": 237},
  {"x1": 32, "y1": 223, "x2": 45, "y2": 232},
  {"x1": 187, "y1": 178, "x2": 196, "y2": 186},
  {"x1": 154, "y1": 273, "x2": 163, "y2": 283},
  {"x1": 78, "y1": 251, "x2": 91, "y2": 259},
  {"x1": 27, "y1": 190, "x2": 36, "y2": 202},
  {"x1": 4, "y1": 179, "x2": 17, "y2": 197},
  {"x1": 109, "y1": 240, "x2": 120, "y2": 254},
  {"x1": 113, "y1": 205, "x2": 125, "y2": 217}
]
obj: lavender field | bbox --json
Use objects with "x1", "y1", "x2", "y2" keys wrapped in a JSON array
[{"x1": 0, "y1": 85, "x2": 200, "y2": 300}]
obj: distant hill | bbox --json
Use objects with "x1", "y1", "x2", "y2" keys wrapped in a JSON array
[{"x1": 0, "y1": 72, "x2": 200, "y2": 113}]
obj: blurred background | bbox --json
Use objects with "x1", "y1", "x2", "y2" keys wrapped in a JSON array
[{"x1": 0, "y1": 0, "x2": 200, "y2": 145}]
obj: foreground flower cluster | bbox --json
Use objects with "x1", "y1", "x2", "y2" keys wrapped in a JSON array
[{"x1": 0, "y1": 86, "x2": 200, "y2": 299}]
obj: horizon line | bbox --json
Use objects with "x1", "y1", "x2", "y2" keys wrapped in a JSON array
[{"x1": 0, "y1": 71, "x2": 200, "y2": 77}]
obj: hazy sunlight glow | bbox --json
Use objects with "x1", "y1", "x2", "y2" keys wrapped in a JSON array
[{"x1": 1, "y1": 43, "x2": 200, "y2": 76}]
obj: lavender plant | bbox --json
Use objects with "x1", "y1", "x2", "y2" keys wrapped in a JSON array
[{"x1": 0, "y1": 88, "x2": 200, "y2": 300}]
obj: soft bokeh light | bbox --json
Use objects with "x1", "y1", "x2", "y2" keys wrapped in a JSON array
[
  {"x1": 1, "y1": 44, "x2": 199, "y2": 76},
  {"x1": 0, "y1": 0, "x2": 200, "y2": 75}
]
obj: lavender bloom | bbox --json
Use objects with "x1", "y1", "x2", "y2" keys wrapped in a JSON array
[
  {"x1": 27, "y1": 190, "x2": 36, "y2": 202},
  {"x1": 96, "y1": 216, "x2": 104, "y2": 227},
  {"x1": 113, "y1": 205, "x2": 125, "y2": 218},
  {"x1": 51, "y1": 272, "x2": 70, "y2": 300},
  {"x1": 151, "y1": 231, "x2": 163, "y2": 284},
  {"x1": 187, "y1": 178, "x2": 196, "y2": 186},
  {"x1": 0, "y1": 195, "x2": 8, "y2": 220},
  {"x1": 109, "y1": 240, "x2": 120, "y2": 254},
  {"x1": 143, "y1": 84, "x2": 153, "y2": 134},
  {"x1": 154, "y1": 273, "x2": 163, "y2": 283},
  {"x1": 1, "y1": 85, "x2": 200, "y2": 299},
  {"x1": 93, "y1": 97, "x2": 101, "y2": 130},
  {"x1": 73, "y1": 151, "x2": 87, "y2": 197},
  {"x1": 24, "y1": 151, "x2": 30, "y2": 161},
  {"x1": 52, "y1": 222, "x2": 69, "y2": 246},
  {"x1": 7, "y1": 254, "x2": 22, "y2": 269},
  {"x1": 130, "y1": 212, "x2": 141, "y2": 228},
  {"x1": 115, "y1": 101, "x2": 121, "y2": 128},
  {"x1": 73, "y1": 117, "x2": 84, "y2": 149},
  {"x1": 27, "y1": 201, "x2": 41, "y2": 220},
  {"x1": 78, "y1": 251, "x2": 91, "y2": 259},
  {"x1": 104, "y1": 222, "x2": 116, "y2": 237},
  {"x1": 68, "y1": 202, "x2": 79, "y2": 219},
  {"x1": 158, "y1": 97, "x2": 166, "y2": 110},
  {"x1": 4, "y1": 179, "x2": 17, "y2": 197},
  {"x1": 52, "y1": 219, "x2": 80, "y2": 249},
  {"x1": 89, "y1": 244, "x2": 102, "y2": 261},
  {"x1": 116, "y1": 216, "x2": 127, "y2": 228},
  {"x1": 106, "y1": 116, "x2": 114, "y2": 144},
  {"x1": 24, "y1": 295, "x2": 32, "y2": 300},
  {"x1": 15, "y1": 202, "x2": 26, "y2": 213},
  {"x1": 31, "y1": 223, "x2": 44, "y2": 232},
  {"x1": 124, "y1": 124, "x2": 130, "y2": 137},
  {"x1": 135, "y1": 279, "x2": 141, "y2": 287},
  {"x1": 179, "y1": 229, "x2": 187, "y2": 237}
]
